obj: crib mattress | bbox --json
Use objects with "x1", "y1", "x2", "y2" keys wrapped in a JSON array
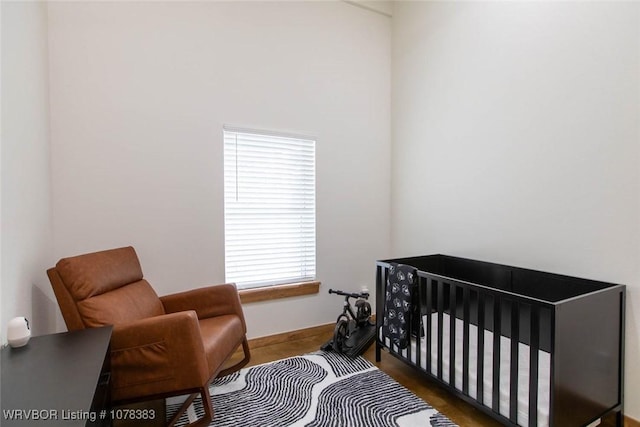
[{"x1": 381, "y1": 312, "x2": 551, "y2": 427}]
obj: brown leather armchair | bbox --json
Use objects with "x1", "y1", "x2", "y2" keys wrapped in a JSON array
[{"x1": 47, "y1": 246, "x2": 250, "y2": 426}]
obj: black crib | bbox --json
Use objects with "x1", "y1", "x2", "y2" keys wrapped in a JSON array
[{"x1": 375, "y1": 255, "x2": 625, "y2": 427}]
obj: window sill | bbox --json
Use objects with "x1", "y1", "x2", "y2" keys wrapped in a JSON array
[{"x1": 239, "y1": 281, "x2": 320, "y2": 304}]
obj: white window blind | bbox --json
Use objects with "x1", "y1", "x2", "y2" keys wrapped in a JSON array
[{"x1": 223, "y1": 127, "x2": 316, "y2": 289}]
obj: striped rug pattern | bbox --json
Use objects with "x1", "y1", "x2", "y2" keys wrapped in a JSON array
[{"x1": 167, "y1": 351, "x2": 458, "y2": 427}]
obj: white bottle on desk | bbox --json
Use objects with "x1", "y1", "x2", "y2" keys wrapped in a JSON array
[{"x1": 7, "y1": 317, "x2": 31, "y2": 348}]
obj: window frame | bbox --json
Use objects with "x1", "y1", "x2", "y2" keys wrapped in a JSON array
[{"x1": 223, "y1": 126, "x2": 317, "y2": 291}]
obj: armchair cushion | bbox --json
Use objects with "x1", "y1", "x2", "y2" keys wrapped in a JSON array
[
  {"x1": 199, "y1": 315, "x2": 245, "y2": 373},
  {"x1": 56, "y1": 246, "x2": 143, "y2": 300},
  {"x1": 78, "y1": 279, "x2": 165, "y2": 327}
]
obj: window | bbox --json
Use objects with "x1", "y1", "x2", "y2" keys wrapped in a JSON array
[{"x1": 223, "y1": 127, "x2": 316, "y2": 289}]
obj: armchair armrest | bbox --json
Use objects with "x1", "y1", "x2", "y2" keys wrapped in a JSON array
[
  {"x1": 160, "y1": 283, "x2": 246, "y2": 332},
  {"x1": 110, "y1": 311, "x2": 210, "y2": 402}
]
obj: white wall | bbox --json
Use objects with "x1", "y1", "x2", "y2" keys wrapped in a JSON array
[
  {"x1": 47, "y1": 1, "x2": 391, "y2": 338},
  {"x1": 1, "y1": 1, "x2": 54, "y2": 341},
  {"x1": 391, "y1": 1, "x2": 640, "y2": 419},
  {"x1": 347, "y1": 1, "x2": 393, "y2": 17}
]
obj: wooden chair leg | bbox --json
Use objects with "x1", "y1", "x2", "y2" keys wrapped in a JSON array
[
  {"x1": 218, "y1": 337, "x2": 251, "y2": 378},
  {"x1": 198, "y1": 386, "x2": 214, "y2": 426},
  {"x1": 167, "y1": 393, "x2": 197, "y2": 427},
  {"x1": 166, "y1": 387, "x2": 213, "y2": 427}
]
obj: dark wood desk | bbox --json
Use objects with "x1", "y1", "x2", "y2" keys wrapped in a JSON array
[{"x1": 1, "y1": 326, "x2": 112, "y2": 426}]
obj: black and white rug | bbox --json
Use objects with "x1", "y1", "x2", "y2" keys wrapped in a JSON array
[{"x1": 167, "y1": 351, "x2": 458, "y2": 427}]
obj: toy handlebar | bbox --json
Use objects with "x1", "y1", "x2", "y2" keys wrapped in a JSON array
[{"x1": 328, "y1": 288, "x2": 370, "y2": 299}]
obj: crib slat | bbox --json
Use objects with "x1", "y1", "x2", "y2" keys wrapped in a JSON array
[
  {"x1": 462, "y1": 286, "x2": 470, "y2": 395},
  {"x1": 426, "y1": 278, "x2": 433, "y2": 375},
  {"x1": 437, "y1": 280, "x2": 444, "y2": 380},
  {"x1": 477, "y1": 292, "x2": 485, "y2": 405},
  {"x1": 509, "y1": 300, "x2": 520, "y2": 422},
  {"x1": 492, "y1": 296, "x2": 501, "y2": 412},
  {"x1": 529, "y1": 305, "x2": 540, "y2": 427},
  {"x1": 376, "y1": 265, "x2": 384, "y2": 362},
  {"x1": 415, "y1": 275, "x2": 423, "y2": 369},
  {"x1": 449, "y1": 283, "x2": 457, "y2": 387}
]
